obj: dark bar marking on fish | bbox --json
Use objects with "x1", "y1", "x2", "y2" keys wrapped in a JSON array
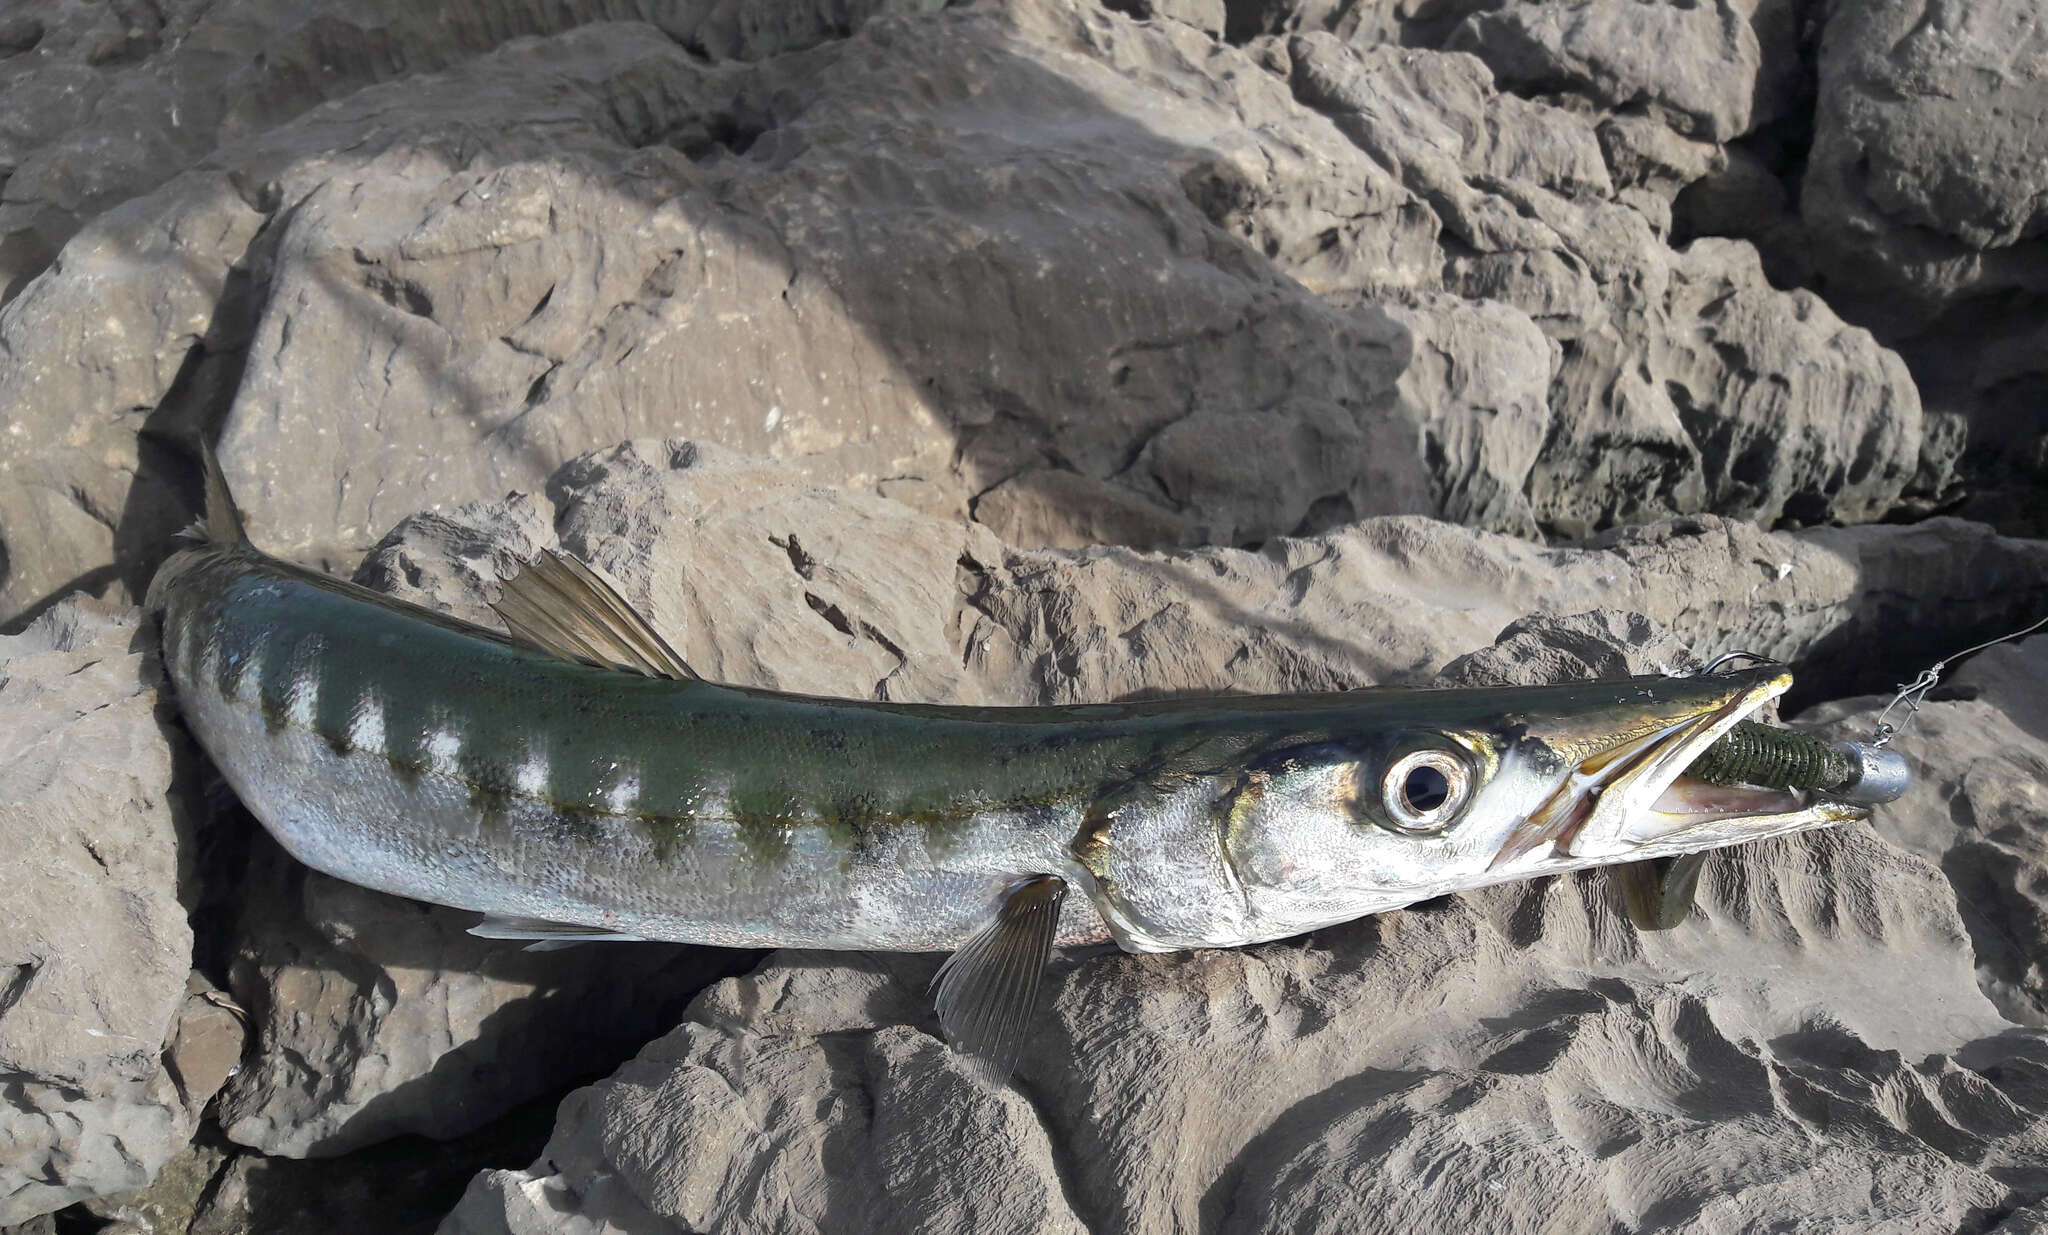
[
  {"x1": 316, "y1": 676, "x2": 366, "y2": 757},
  {"x1": 467, "y1": 782, "x2": 515, "y2": 834},
  {"x1": 545, "y1": 804, "x2": 609, "y2": 848},
  {"x1": 255, "y1": 633, "x2": 309, "y2": 736},
  {"x1": 631, "y1": 813, "x2": 696, "y2": 864},
  {"x1": 932, "y1": 874, "x2": 1067, "y2": 1084},
  {"x1": 734, "y1": 812, "x2": 796, "y2": 869},
  {"x1": 213, "y1": 637, "x2": 254, "y2": 704}
]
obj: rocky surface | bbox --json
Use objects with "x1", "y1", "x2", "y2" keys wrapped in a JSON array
[
  {"x1": 1803, "y1": 0, "x2": 2048, "y2": 330},
  {"x1": 342, "y1": 437, "x2": 2048, "y2": 714},
  {"x1": 1, "y1": 0, "x2": 1942, "y2": 628},
  {"x1": 214, "y1": 843, "x2": 752, "y2": 1159},
  {"x1": 0, "y1": 604, "x2": 233, "y2": 1223},
  {"x1": 1798, "y1": 0, "x2": 2048, "y2": 529},
  {"x1": 1803, "y1": 639, "x2": 2048, "y2": 1031},
  {"x1": 3, "y1": 0, "x2": 2048, "y2": 1230}
]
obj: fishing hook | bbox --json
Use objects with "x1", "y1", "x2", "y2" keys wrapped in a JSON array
[{"x1": 1691, "y1": 650, "x2": 1780, "y2": 675}]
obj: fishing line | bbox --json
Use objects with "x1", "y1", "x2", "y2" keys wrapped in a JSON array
[{"x1": 1866, "y1": 611, "x2": 2048, "y2": 748}]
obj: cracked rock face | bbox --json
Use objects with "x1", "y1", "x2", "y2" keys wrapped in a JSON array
[
  {"x1": 1800, "y1": 0, "x2": 2048, "y2": 527},
  {"x1": 2, "y1": 0, "x2": 1935, "y2": 628},
  {"x1": 0, "y1": 604, "x2": 232, "y2": 1223}
]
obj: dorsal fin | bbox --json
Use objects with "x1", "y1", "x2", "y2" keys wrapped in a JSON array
[
  {"x1": 491, "y1": 550, "x2": 698, "y2": 680},
  {"x1": 192, "y1": 439, "x2": 250, "y2": 545}
]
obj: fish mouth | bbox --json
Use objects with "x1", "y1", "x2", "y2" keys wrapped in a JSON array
[{"x1": 1490, "y1": 670, "x2": 1866, "y2": 872}]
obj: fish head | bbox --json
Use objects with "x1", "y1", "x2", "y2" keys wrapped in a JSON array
[{"x1": 1218, "y1": 667, "x2": 1866, "y2": 945}]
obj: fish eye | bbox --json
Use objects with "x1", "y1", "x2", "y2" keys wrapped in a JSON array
[{"x1": 1380, "y1": 749, "x2": 1471, "y2": 833}]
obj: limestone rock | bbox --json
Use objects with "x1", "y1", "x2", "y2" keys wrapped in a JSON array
[
  {"x1": 442, "y1": 821, "x2": 2045, "y2": 1234},
  {"x1": 1803, "y1": 0, "x2": 2048, "y2": 328},
  {"x1": 1433, "y1": 609, "x2": 1703, "y2": 687},
  {"x1": 0, "y1": 605, "x2": 212, "y2": 1222},
  {"x1": 0, "y1": 0, "x2": 1443, "y2": 622},
  {"x1": 1803, "y1": 638, "x2": 2048, "y2": 1029},
  {"x1": 1281, "y1": 34, "x2": 1925, "y2": 537},
  {"x1": 215, "y1": 840, "x2": 749, "y2": 1159},
  {"x1": 2, "y1": 0, "x2": 1935, "y2": 630},
  {"x1": 1447, "y1": 0, "x2": 1796, "y2": 143},
  {"x1": 1798, "y1": 0, "x2": 2048, "y2": 527},
  {"x1": 1658, "y1": 239, "x2": 1923, "y2": 528},
  {"x1": 0, "y1": 0, "x2": 933, "y2": 302}
]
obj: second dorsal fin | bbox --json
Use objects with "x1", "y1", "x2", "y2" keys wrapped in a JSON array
[{"x1": 492, "y1": 549, "x2": 698, "y2": 680}]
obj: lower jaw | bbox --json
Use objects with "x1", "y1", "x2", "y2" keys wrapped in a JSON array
[{"x1": 1634, "y1": 775, "x2": 1810, "y2": 837}]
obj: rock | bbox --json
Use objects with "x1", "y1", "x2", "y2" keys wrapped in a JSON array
[
  {"x1": 1801, "y1": 638, "x2": 2048, "y2": 1028},
  {"x1": 971, "y1": 469, "x2": 1197, "y2": 552},
  {"x1": 164, "y1": 974, "x2": 247, "y2": 1118},
  {"x1": 1797, "y1": 0, "x2": 2048, "y2": 528},
  {"x1": 1658, "y1": 239, "x2": 1923, "y2": 528},
  {"x1": 1106, "y1": 0, "x2": 1227, "y2": 39},
  {"x1": 0, "y1": 0, "x2": 931, "y2": 303},
  {"x1": 442, "y1": 822, "x2": 2045, "y2": 1233},
  {"x1": 0, "y1": 604, "x2": 214, "y2": 1223},
  {"x1": 1803, "y1": 0, "x2": 2048, "y2": 328},
  {"x1": 1433, "y1": 609, "x2": 1703, "y2": 687},
  {"x1": 1446, "y1": 0, "x2": 1795, "y2": 143},
  {"x1": 372, "y1": 439, "x2": 2048, "y2": 715},
  {"x1": 1281, "y1": 34, "x2": 1925, "y2": 537},
  {"x1": 2, "y1": 0, "x2": 1936, "y2": 628},
  {"x1": 0, "y1": 0, "x2": 1431, "y2": 622},
  {"x1": 215, "y1": 842, "x2": 750, "y2": 1159}
]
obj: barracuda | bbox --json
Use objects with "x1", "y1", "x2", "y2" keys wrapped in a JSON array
[{"x1": 147, "y1": 450, "x2": 1870, "y2": 1081}]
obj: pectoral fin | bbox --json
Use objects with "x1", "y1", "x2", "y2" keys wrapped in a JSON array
[
  {"x1": 1615, "y1": 852, "x2": 1710, "y2": 930},
  {"x1": 931, "y1": 875, "x2": 1066, "y2": 1084},
  {"x1": 469, "y1": 914, "x2": 653, "y2": 951}
]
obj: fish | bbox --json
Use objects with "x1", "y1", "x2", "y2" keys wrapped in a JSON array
[{"x1": 146, "y1": 448, "x2": 1867, "y2": 1081}]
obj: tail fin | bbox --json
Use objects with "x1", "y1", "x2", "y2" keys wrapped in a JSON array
[{"x1": 197, "y1": 440, "x2": 249, "y2": 545}]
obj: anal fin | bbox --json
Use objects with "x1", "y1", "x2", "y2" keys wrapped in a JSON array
[
  {"x1": 492, "y1": 550, "x2": 698, "y2": 680},
  {"x1": 469, "y1": 914, "x2": 653, "y2": 952},
  {"x1": 931, "y1": 875, "x2": 1066, "y2": 1085},
  {"x1": 1616, "y1": 851, "x2": 1710, "y2": 930}
]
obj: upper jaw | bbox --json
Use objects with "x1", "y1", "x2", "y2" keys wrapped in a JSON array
[{"x1": 1489, "y1": 669, "x2": 1866, "y2": 874}]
